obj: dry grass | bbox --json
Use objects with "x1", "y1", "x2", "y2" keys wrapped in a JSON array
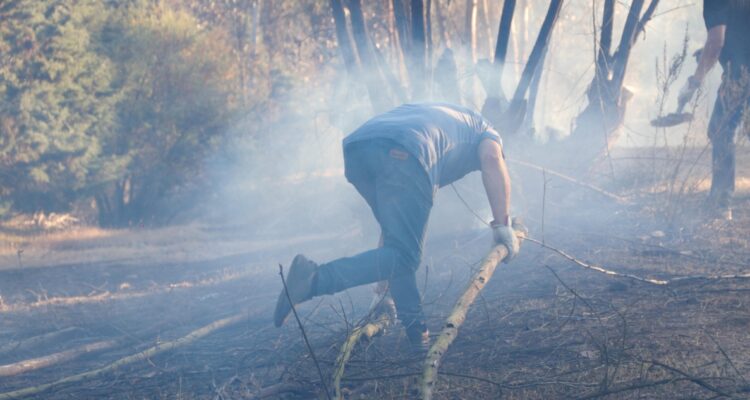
[{"x1": 1, "y1": 148, "x2": 750, "y2": 399}]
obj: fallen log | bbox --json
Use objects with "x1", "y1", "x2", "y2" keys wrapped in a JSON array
[
  {"x1": 420, "y1": 243, "x2": 511, "y2": 399},
  {"x1": 0, "y1": 339, "x2": 118, "y2": 377},
  {"x1": 0, "y1": 311, "x2": 252, "y2": 399},
  {"x1": 0, "y1": 327, "x2": 79, "y2": 357}
]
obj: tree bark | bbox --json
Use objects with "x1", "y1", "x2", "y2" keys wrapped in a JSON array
[
  {"x1": 493, "y1": 0, "x2": 516, "y2": 79},
  {"x1": 566, "y1": 0, "x2": 660, "y2": 174},
  {"x1": 610, "y1": 0, "x2": 645, "y2": 97},
  {"x1": 510, "y1": 0, "x2": 563, "y2": 105},
  {"x1": 480, "y1": 0, "x2": 515, "y2": 109},
  {"x1": 330, "y1": 0, "x2": 359, "y2": 76},
  {"x1": 410, "y1": 0, "x2": 428, "y2": 99},
  {"x1": 392, "y1": 0, "x2": 412, "y2": 92},
  {"x1": 491, "y1": 0, "x2": 562, "y2": 136},
  {"x1": 432, "y1": 0, "x2": 450, "y2": 48},
  {"x1": 348, "y1": 0, "x2": 393, "y2": 112}
]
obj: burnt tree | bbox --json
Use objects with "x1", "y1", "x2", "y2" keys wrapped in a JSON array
[
  {"x1": 481, "y1": 0, "x2": 563, "y2": 137},
  {"x1": 330, "y1": 0, "x2": 432, "y2": 112},
  {"x1": 567, "y1": 0, "x2": 660, "y2": 168}
]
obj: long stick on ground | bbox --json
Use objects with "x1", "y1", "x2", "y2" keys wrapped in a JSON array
[
  {"x1": 0, "y1": 327, "x2": 79, "y2": 356},
  {"x1": 525, "y1": 237, "x2": 668, "y2": 285},
  {"x1": 333, "y1": 307, "x2": 392, "y2": 399},
  {"x1": 420, "y1": 244, "x2": 509, "y2": 400},
  {"x1": 0, "y1": 311, "x2": 252, "y2": 399},
  {"x1": 508, "y1": 158, "x2": 628, "y2": 203},
  {"x1": 0, "y1": 339, "x2": 118, "y2": 377}
]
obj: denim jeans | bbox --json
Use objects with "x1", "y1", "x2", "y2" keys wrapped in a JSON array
[
  {"x1": 314, "y1": 139, "x2": 433, "y2": 334},
  {"x1": 708, "y1": 70, "x2": 750, "y2": 208}
]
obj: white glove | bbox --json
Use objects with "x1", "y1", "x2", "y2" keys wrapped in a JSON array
[
  {"x1": 491, "y1": 220, "x2": 519, "y2": 263},
  {"x1": 677, "y1": 76, "x2": 700, "y2": 109}
]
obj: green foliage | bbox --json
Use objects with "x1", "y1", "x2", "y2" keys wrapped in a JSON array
[
  {"x1": 94, "y1": 0, "x2": 240, "y2": 226},
  {"x1": 0, "y1": 0, "x2": 116, "y2": 213},
  {"x1": 0, "y1": 0, "x2": 338, "y2": 226}
]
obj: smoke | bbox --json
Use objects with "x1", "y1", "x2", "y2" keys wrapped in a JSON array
[{"x1": 196, "y1": 0, "x2": 721, "y2": 272}]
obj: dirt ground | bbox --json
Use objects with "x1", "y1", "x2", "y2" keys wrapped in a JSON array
[{"x1": 1, "y1": 148, "x2": 750, "y2": 399}]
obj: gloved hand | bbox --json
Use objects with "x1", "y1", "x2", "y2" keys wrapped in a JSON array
[
  {"x1": 677, "y1": 76, "x2": 700, "y2": 109},
  {"x1": 491, "y1": 219, "x2": 519, "y2": 263}
]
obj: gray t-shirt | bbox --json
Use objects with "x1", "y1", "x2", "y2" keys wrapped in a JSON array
[{"x1": 343, "y1": 103, "x2": 503, "y2": 188}]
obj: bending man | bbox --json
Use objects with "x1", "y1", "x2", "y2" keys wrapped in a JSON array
[{"x1": 273, "y1": 102, "x2": 519, "y2": 351}]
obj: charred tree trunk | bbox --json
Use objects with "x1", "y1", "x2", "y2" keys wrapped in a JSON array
[
  {"x1": 491, "y1": 0, "x2": 516, "y2": 99},
  {"x1": 410, "y1": 0, "x2": 427, "y2": 99},
  {"x1": 347, "y1": 0, "x2": 393, "y2": 112},
  {"x1": 510, "y1": 0, "x2": 563, "y2": 105},
  {"x1": 393, "y1": 0, "x2": 411, "y2": 53},
  {"x1": 464, "y1": 0, "x2": 479, "y2": 105},
  {"x1": 392, "y1": 0, "x2": 416, "y2": 98},
  {"x1": 433, "y1": 0, "x2": 450, "y2": 48},
  {"x1": 522, "y1": 43, "x2": 549, "y2": 136},
  {"x1": 330, "y1": 0, "x2": 358, "y2": 76},
  {"x1": 483, "y1": 0, "x2": 562, "y2": 136},
  {"x1": 568, "y1": 0, "x2": 660, "y2": 171}
]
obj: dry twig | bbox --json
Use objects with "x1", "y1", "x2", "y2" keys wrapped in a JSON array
[
  {"x1": 421, "y1": 244, "x2": 510, "y2": 400},
  {"x1": 508, "y1": 158, "x2": 628, "y2": 203},
  {"x1": 332, "y1": 309, "x2": 392, "y2": 399}
]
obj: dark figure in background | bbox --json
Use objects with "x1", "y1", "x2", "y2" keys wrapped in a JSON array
[
  {"x1": 272, "y1": 103, "x2": 520, "y2": 351},
  {"x1": 679, "y1": 0, "x2": 750, "y2": 220}
]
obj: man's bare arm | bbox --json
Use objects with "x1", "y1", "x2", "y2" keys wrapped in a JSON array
[
  {"x1": 478, "y1": 138, "x2": 511, "y2": 226},
  {"x1": 694, "y1": 25, "x2": 726, "y2": 83}
]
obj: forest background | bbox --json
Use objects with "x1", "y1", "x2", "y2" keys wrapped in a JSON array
[{"x1": 0, "y1": 0, "x2": 711, "y2": 229}]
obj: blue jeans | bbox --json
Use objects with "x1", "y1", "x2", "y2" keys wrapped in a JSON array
[
  {"x1": 314, "y1": 139, "x2": 433, "y2": 334},
  {"x1": 708, "y1": 69, "x2": 750, "y2": 207}
]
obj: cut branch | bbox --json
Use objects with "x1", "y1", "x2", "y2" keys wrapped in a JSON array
[
  {"x1": 507, "y1": 158, "x2": 628, "y2": 203},
  {"x1": 333, "y1": 310, "x2": 393, "y2": 399},
  {"x1": 421, "y1": 241, "x2": 518, "y2": 399}
]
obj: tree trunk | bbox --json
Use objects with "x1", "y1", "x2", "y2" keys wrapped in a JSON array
[
  {"x1": 610, "y1": 0, "x2": 645, "y2": 98},
  {"x1": 485, "y1": 0, "x2": 515, "y2": 103},
  {"x1": 509, "y1": 0, "x2": 563, "y2": 105},
  {"x1": 348, "y1": 0, "x2": 393, "y2": 112},
  {"x1": 567, "y1": 0, "x2": 660, "y2": 173},
  {"x1": 522, "y1": 42, "x2": 549, "y2": 136},
  {"x1": 484, "y1": 0, "x2": 563, "y2": 136},
  {"x1": 464, "y1": 0, "x2": 478, "y2": 105},
  {"x1": 392, "y1": 0, "x2": 412, "y2": 92},
  {"x1": 330, "y1": 0, "x2": 358, "y2": 76},
  {"x1": 410, "y1": 0, "x2": 428, "y2": 99},
  {"x1": 433, "y1": 0, "x2": 450, "y2": 48}
]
